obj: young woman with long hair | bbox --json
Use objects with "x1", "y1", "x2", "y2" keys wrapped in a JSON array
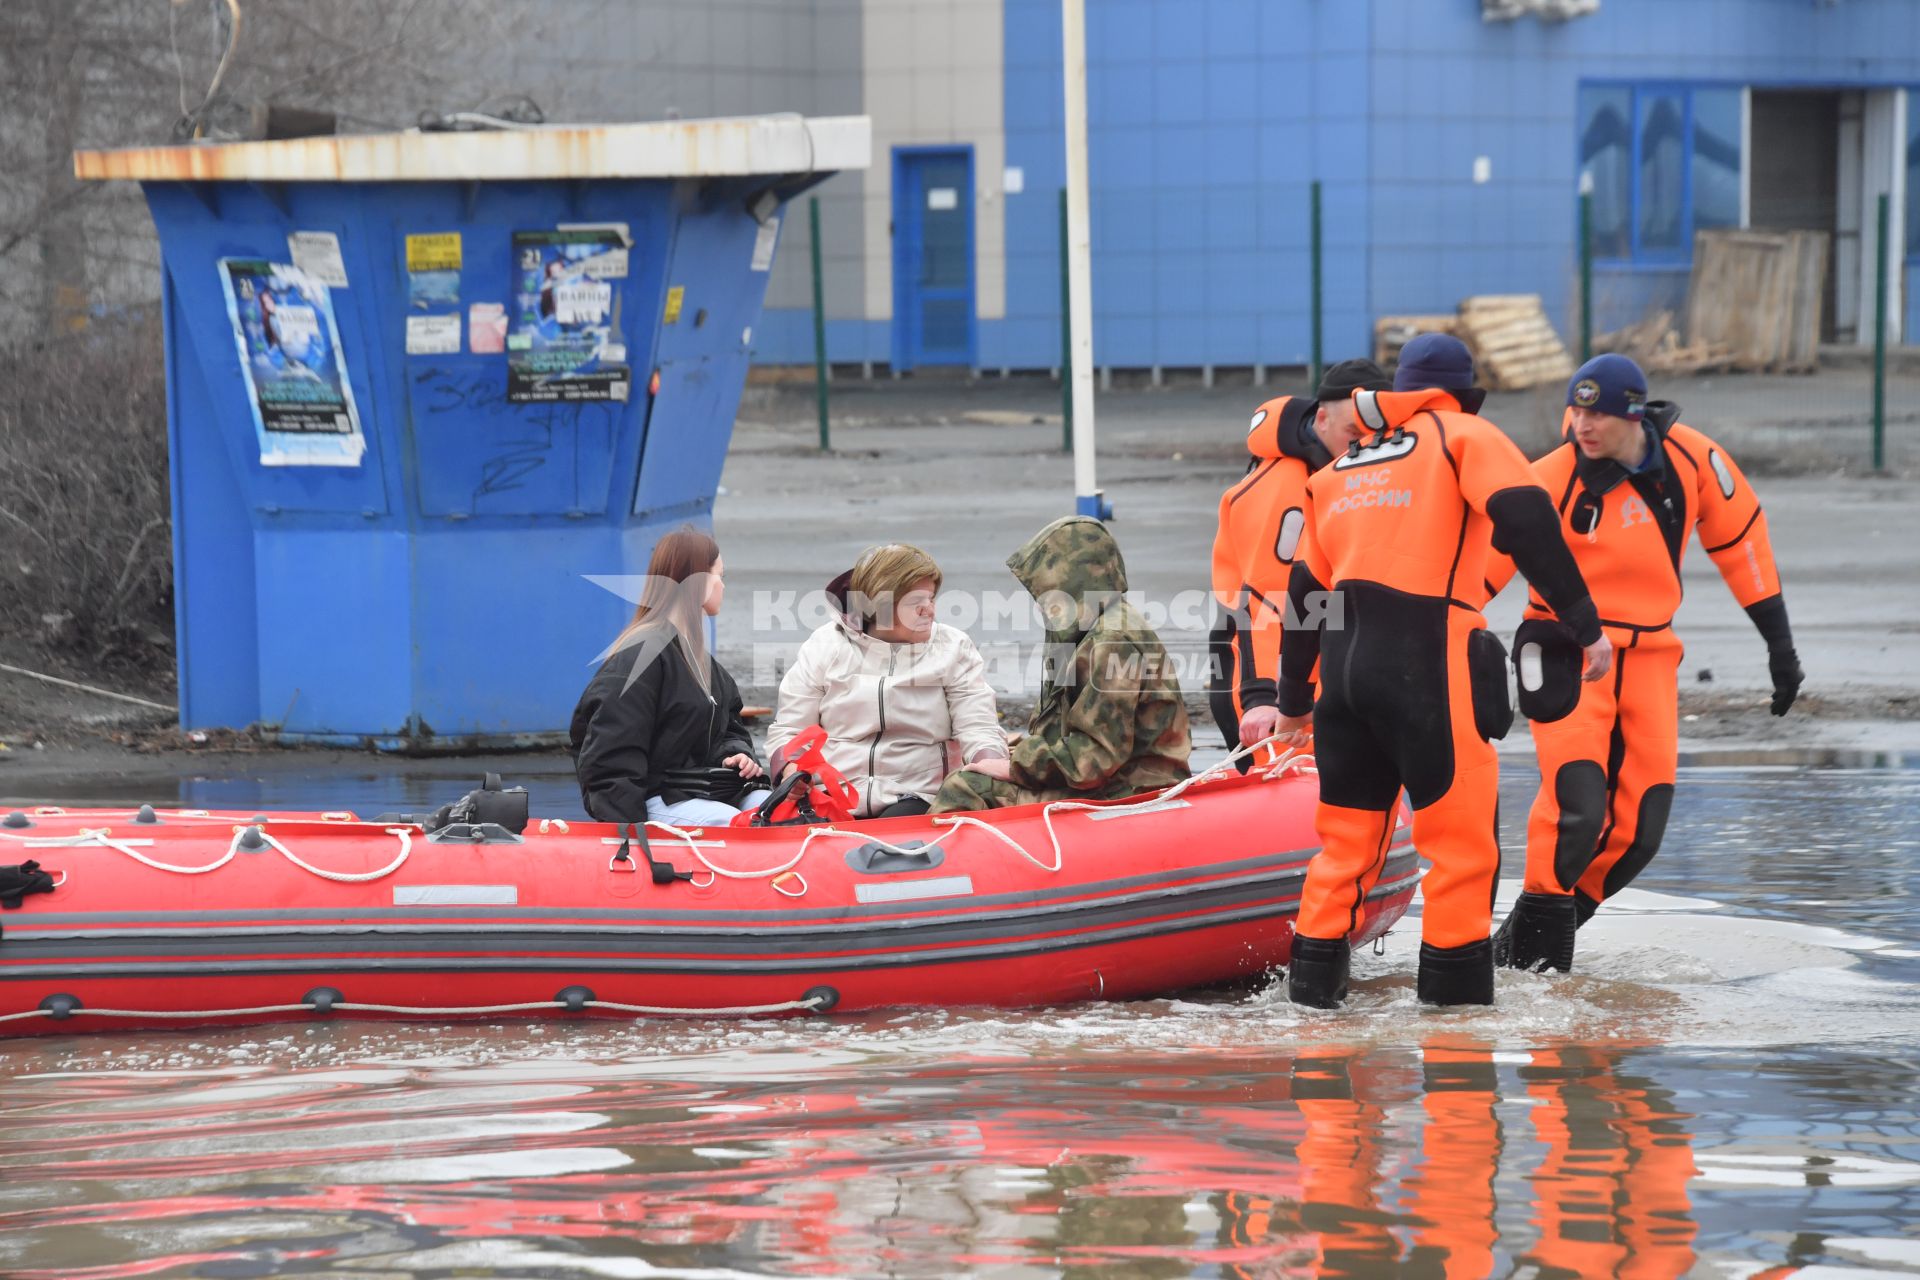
[{"x1": 569, "y1": 527, "x2": 768, "y2": 826}]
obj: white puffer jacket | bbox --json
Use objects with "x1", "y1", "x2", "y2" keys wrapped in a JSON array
[{"x1": 768, "y1": 615, "x2": 1006, "y2": 817}]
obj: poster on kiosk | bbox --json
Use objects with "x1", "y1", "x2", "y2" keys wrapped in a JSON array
[
  {"x1": 507, "y1": 225, "x2": 632, "y2": 404},
  {"x1": 217, "y1": 258, "x2": 366, "y2": 467}
]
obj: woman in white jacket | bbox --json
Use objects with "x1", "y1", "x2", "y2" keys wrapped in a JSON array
[{"x1": 768, "y1": 544, "x2": 1007, "y2": 818}]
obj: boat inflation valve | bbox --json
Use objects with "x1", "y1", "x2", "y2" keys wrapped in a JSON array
[
  {"x1": 38, "y1": 994, "x2": 82, "y2": 1020},
  {"x1": 135, "y1": 804, "x2": 158, "y2": 824},
  {"x1": 802, "y1": 985, "x2": 840, "y2": 1014},
  {"x1": 1, "y1": 812, "x2": 29, "y2": 830},
  {"x1": 556, "y1": 985, "x2": 596, "y2": 1012},
  {"x1": 237, "y1": 825, "x2": 269, "y2": 851},
  {"x1": 304, "y1": 986, "x2": 343, "y2": 1014}
]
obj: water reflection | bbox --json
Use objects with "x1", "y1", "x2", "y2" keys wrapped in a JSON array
[
  {"x1": 4, "y1": 765, "x2": 1918, "y2": 1275},
  {"x1": 7, "y1": 1031, "x2": 1913, "y2": 1278}
]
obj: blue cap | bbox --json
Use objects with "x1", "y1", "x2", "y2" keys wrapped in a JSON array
[
  {"x1": 1393, "y1": 333, "x2": 1477, "y2": 392},
  {"x1": 1567, "y1": 354, "x2": 1648, "y2": 420}
]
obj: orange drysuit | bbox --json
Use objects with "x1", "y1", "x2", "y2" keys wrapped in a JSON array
[
  {"x1": 1280, "y1": 387, "x2": 1601, "y2": 1005},
  {"x1": 1208, "y1": 395, "x2": 1327, "y2": 749},
  {"x1": 1490, "y1": 404, "x2": 1790, "y2": 923}
]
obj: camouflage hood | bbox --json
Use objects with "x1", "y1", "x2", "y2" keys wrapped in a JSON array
[{"x1": 1007, "y1": 516, "x2": 1129, "y2": 640}]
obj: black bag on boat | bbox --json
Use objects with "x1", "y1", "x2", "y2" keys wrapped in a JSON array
[
  {"x1": 440, "y1": 774, "x2": 530, "y2": 833},
  {"x1": 375, "y1": 774, "x2": 530, "y2": 835},
  {"x1": 659, "y1": 766, "x2": 752, "y2": 805}
]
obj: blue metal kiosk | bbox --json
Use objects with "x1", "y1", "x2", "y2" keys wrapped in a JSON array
[{"x1": 75, "y1": 116, "x2": 868, "y2": 747}]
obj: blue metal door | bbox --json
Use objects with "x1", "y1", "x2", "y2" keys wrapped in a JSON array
[{"x1": 892, "y1": 146, "x2": 975, "y2": 369}]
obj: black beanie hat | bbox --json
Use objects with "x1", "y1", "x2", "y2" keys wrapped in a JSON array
[
  {"x1": 1317, "y1": 358, "x2": 1391, "y2": 401},
  {"x1": 1394, "y1": 333, "x2": 1477, "y2": 392}
]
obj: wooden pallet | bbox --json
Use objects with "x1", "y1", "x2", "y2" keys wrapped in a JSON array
[
  {"x1": 1686, "y1": 229, "x2": 1828, "y2": 373},
  {"x1": 1595, "y1": 308, "x2": 1736, "y2": 376},
  {"x1": 1456, "y1": 294, "x2": 1574, "y2": 391},
  {"x1": 1373, "y1": 314, "x2": 1458, "y2": 368}
]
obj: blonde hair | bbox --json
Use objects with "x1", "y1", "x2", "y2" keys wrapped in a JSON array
[{"x1": 849, "y1": 543, "x2": 941, "y2": 629}]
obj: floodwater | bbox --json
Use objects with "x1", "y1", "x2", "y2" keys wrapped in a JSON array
[{"x1": 2, "y1": 758, "x2": 1918, "y2": 1278}]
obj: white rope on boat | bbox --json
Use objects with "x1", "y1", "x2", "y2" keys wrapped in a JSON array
[
  {"x1": 0, "y1": 991, "x2": 830, "y2": 1026},
  {"x1": 2, "y1": 740, "x2": 1316, "y2": 898},
  {"x1": 656, "y1": 738, "x2": 1313, "y2": 887},
  {"x1": 7, "y1": 808, "x2": 232, "y2": 823},
  {"x1": 256, "y1": 826, "x2": 413, "y2": 884},
  {"x1": 929, "y1": 738, "x2": 1315, "y2": 875},
  {"x1": 0, "y1": 826, "x2": 238, "y2": 875},
  {"x1": 0, "y1": 823, "x2": 413, "y2": 883}
]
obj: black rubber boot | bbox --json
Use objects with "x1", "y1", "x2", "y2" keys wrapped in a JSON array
[
  {"x1": 1492, "y1": 892, "x2": 1579, "y2": 973},
  {"x1": 1416, "y1": 937, "x2": 1495, "y2": 1007},
  {"x1": 1287, "y1": 934, "x2": 1351, "y2": 1009}
]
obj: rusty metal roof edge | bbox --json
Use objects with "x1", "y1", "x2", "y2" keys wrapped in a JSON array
[{"x1": 73, "y1": 113, "x2": 871, "y2": 183}]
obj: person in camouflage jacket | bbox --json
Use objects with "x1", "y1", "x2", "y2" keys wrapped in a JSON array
[{"x1": 931, "y1": 516, "x2": 1191, "y2": 812}]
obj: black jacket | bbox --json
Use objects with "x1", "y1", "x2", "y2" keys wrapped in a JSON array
[{"x1": 569, "y1": 629, "x2": 759, "y2": 822}]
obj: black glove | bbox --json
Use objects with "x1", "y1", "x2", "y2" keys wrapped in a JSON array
[{"x1": 1767, "y1": 646, "x2": 1804, "y2": 716}]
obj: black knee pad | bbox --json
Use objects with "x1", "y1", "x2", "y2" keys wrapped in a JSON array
[
  {"x1": 1550, "y1": 760, "x2": 1609, "y2": 891},
  {"x1": 1601, "y1": 782, "x2": 1675, "y2": 899}
]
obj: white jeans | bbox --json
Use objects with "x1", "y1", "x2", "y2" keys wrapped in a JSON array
[{"x1": 645, "y1": 791, "x2": 770, "y2": 828}]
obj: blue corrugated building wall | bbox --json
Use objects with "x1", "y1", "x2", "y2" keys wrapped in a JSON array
[{"x1": 754, "y1": 0, "x2": 1919, "y2": 371}]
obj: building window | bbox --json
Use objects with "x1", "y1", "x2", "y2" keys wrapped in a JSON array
[
  {"x1": 1580, "y1": 84, "x2": 1744, "y2": 263},
  {"x1": 1693, "y1": 89, "x2": 1743, "y2": 233},
  {"x1": 1906, "y1": 91, "x2": 1920, "y2": 263}
]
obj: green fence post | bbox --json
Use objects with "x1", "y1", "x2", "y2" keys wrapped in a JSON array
[
  {"x1": 809, "y1": 196, "x2": 830, "y2": 452},
  {"x1": 1873, "y1": 192, "x2": 1889, "y2": 472},
  {"x1": 1580, "y1": 189, "x2": 1594, "y2": 362},
  {"x1": 1309, "y1": 180, "x2": 1323, "y2": 390},
  {"x1": 1059, "y1": 187, "x2": 1072, "y2": 453}
]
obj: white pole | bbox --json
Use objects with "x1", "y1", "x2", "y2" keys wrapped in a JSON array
[{"x1": 1061, "y1": 0, "x2": 1104, "y2": 519}]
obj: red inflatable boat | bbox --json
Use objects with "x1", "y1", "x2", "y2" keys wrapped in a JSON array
[{"x1": 0, "y1": 760, "x2": 1417, "y2": 1036}]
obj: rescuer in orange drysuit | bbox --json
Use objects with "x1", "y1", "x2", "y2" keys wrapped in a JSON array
[
  {"x1": 1488, "y1": 354, "x2": 1801, "y2": 972},
  {"x1": 1208, "y1": 360, "x2": 1392, "y2": 762},
  {"x1": 1273, "y1": 334, "x2": 1612, "y2": 1008}
]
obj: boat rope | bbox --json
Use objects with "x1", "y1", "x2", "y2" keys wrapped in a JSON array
[
  {"x1": 254, "y1": 826, "x2": 414, "y2": 883},
  {"x1": 11, "y1": 807, "x2": 230, "y2": 823},
  {"x1": 0, "y1": 990, "x2": 830, "y2": 1027},
  {"x1": 1, "y1": 824, "x2": 413, "y2": 883},
  {"x1": 646, "y1": 738, "x2": 1317, "y2": 886},
  {"x1": 3, "y1": 741, "x2": 1316, "y2": 898},
  {"x1": 2, "y1": 824, "x2": 235, "y2": 874}
]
